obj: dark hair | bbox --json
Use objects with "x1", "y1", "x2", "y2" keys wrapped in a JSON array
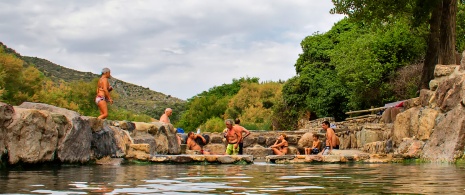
[
  {"x1": 235, "y1": 118, "x2": 241, "y2": 125},
  {"x1": 312, "y1": 134, "x2": 319, "y2": 139},
  {"x1": 188, "y1": 132, "x2": 194, "y2": 136},
  {"x1": 322, "y1": 121, "x2": 330, "y2": 126}
]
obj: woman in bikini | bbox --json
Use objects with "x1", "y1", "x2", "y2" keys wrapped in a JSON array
[
  {"x1": 270, "y1": 134, "x2": 288, "y2": 155},
  {"x1": 96, "y1": 67, "x2": 113, "y2": 119}
]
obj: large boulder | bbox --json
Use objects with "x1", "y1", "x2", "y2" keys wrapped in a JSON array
[
  {"x1": 85, "y1": 117, "x2": 131, "y2": 159},
  {"x1": 392, "y1": 107, "x2": 420, "y2": 147},
  {"x1": 5, "y1": 108, "x2": 58, "y2": 164},
  {"x1": 422, "y1": 106, "x2": 465, "y2": 162},
  {"x1": 359, "y1": 124, "x2": 385, "y2": 147},
  {"x1": 395, "y1": 138, "x2": 425, "y2": 158},
  {"x1": 131, "y1": 122, "x2": 181, "y2": 155},
  {"x1": 417, "y1": 108, "x2": 439, "y2": 141},
  {"x1": 461, "y1": 50, "x2": 465, "y2": 70},
  {"x1": 0, "y1": 102, "x2": 14, "y2": 162},
  {"x1": 297, "y1": 132, "x2": 314, "y2": 148},
  {"x1": 18, "y1": 102, "x2": 92, "y2": 163},
  {"x1": 433, "y1": 74, "x2": 465, "y2": 112},
  {"x1": 244, "y1": 145, "x2": 273, "y2": 159}
]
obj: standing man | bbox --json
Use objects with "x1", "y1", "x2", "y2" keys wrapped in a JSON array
[
  {"x1": 234, "y1": 118, "x2": 250, "y2": 155},
  {"x1": 159, "y1": 108, "x2": 173, "y2": 124},
  {"x1": 224, "y1": 119, "x2": 242, "y2": 155},
  {"x1": 321, "y1": 121, "x2": 339, "y2": 155}
]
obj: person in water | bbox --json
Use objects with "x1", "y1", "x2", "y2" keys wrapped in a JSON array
[
  {"x1": 96, "y1": 67, "x2": 113, "y2": 119},
  {"x1": 270, "y1": 134, "x2": 288, "y2": 155}
]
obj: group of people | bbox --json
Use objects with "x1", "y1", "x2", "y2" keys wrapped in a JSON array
[{"x1": 95, "y1": 68, "x2": 339, "y2": 156}]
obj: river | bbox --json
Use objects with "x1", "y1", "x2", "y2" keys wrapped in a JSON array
[{"x1": 1, "y1": 162, "x2": 464, "y2": 194}]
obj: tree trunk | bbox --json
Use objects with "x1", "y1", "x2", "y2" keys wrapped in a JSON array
[
  {"x1": 438, "y1": 0, "x2": 458, "y2": 64},
  {"x1": 420, "y1": 4, "x2": 443, "y2": 89}
]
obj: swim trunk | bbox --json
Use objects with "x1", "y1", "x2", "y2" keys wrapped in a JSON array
[
  {"x1": 238, "y1": 142, "x2": 244, "y2": 155},
  {"x1": 311, "y1": 148, "x2": 320, "y2": 155},
  {"x1": 322, "y1": 145, "x2": 339, "y2": 155},
  {"x1": 95, "y1": 96, "x2": 106, "y2": 105},
  {"x1": 226, "y1": 143, "x2": 239, "y2": 155}
]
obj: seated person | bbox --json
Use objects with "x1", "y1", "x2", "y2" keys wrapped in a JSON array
[
  {"x1": 186, "y1": 132, "x2": 211, "y2": 155},
  {"x1": 270, "y1": 134, "x2": 288, "y2": 155},
  {"x1": 305, "y1": 134, "x2": 321, "y2": 155}
]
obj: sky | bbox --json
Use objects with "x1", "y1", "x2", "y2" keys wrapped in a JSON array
[{"x1": 0, "y1": 0, "x2": 344, "y2": 100}]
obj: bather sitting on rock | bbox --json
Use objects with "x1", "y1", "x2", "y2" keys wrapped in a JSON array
[
  {"x1": 270, "y1": 134, "x2": 288, "y2": 155},
  {"x1": 186, "y1": 132, "x2": 211, "y2": 155},
  {"x1": 305, "y1": 134, "x2": 322, "y2": 155}
]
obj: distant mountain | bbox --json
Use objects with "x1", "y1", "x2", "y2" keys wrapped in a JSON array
[{"x1": 1, "y1": 42, "x2": 185, "y2": 121}]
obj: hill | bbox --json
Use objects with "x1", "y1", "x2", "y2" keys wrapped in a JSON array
[{"x1": 0, "y1": 42, "x2": 185, "y2": 121}]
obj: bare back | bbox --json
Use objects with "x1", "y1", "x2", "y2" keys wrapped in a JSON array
[{"x1": 325, "y1": 128, "x2": 338, "y2": 147}]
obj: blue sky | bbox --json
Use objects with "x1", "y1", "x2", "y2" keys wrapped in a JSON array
[{"x1": 0, "y1": 0, "x2": 344, "y2": 100}]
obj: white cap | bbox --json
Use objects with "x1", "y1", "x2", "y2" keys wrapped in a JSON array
[{"x1": 101, "y1": 67, "x2": 110, "y2": 74}]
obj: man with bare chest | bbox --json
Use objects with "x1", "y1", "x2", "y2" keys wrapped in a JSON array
[{"x1": 224, "y1": 119, "x2": 242, "y2": 155}]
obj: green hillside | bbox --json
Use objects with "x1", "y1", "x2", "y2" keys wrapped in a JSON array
[{"x1": 1, "y1": 42, "x2": 186, "y2": 122}]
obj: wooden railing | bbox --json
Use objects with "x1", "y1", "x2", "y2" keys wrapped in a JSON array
[{"x1": 345, "y1": 106, "x2": 386, "y2": 120}]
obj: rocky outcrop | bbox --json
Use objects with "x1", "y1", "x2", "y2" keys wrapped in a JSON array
[{"x1": 19, "y1": 102, "x2": 92, "y2": 163}]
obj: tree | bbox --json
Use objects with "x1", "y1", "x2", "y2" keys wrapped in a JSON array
[{"x1": 331, "y1": 0, "x2": 459, "y2": 90}]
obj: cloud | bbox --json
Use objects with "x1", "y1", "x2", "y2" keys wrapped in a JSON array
[{"x1": 0, "y1": 0, "x2": 344, "y2": 100}]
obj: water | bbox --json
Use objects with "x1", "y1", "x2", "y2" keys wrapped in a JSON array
[{"x1": 1, "y1": 162, "x2": 464, "y2": 194}]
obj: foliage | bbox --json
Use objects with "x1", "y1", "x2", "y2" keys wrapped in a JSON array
[
  {"x1": 198, "y1": 117, "x2": 225, "y2": 133},
  {"x1": 281, "y1": 18, "x2": 427, "y2": 126},
  {"x1": 458, "y1": 3, "x2": 465, "y2": 52},
  {"x1": 176, "y1": 77, "x2": 259, "y2": 132}
]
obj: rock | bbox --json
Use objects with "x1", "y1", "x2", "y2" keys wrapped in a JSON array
[
  {"x1": 434, "y1": 65, "x2": 457, "y2": 77},
  {"x1": 322, "y1": 155, "x2": 341, "y2": 163},
  {"x1": 95, "y1": 156, "x2": 124, "y2": 165},
  {"x1": 119, "y1": 121, "x2": 136, "y2": 132},
  {"x1": 434, "y1": 74, "x2": 465, "y2": 112},
  {"x1": 363, "y1": 141, "x2": 387, "y2": 154},
  {"x1": 5, "y1": 108, "x2": 58, "y2": 164},
  {"x1": 89, "y1": 120, "x2": 130, "y2": 158},
  {"x1": 133, "y1": 136, "x2": 157, "y2": 155},
  {"x1": 18, "y1": 102, "x2": 92, "y2": 163},
  {"x1": 0, "y1": 102, "x2": 14, "y2": 128},
  {"x1": 126, "y1": 144, "x2": 150, "y2": 160},
  {"x1": 243, "y1": 145, "x2": 273, "y2": 158},
  {"x1": 203, "y1": 144, "x2": 225, "y2": 155},
  {"x1": 242, "y1": 136, "x2": 256, "y2": 148},
  {"x1": 209, "y1": 133, "x2": 224, "y2": 144},
  {"x1": 297, "y1": 132, "x2": 314, "y2": 148},
  {"x1": 422, "y1": 106, "x2": 465, "y2": 162},
  {"x1": 404, "y1": 97, "x2": 420, "y2": 109},
  {"x1": 257, "y1": 136, "x2": 266, "y2": 145},
  {"x1": 359, "y1": 126, "x2": 384, "y2": 147},
  {"x1": 217, "y1": 156, "x2": 236, "y2": 164},
  {"x1": 392, "y1": 107, "x2": 420, "y2": 147},
  {"x1": 417, "y1": 108, "x2": 439, "y2": 141},
  {"x1": 132, "y1": 122, "x2": 157, "y2": 136},
  {"x1": 171, "y1": 156, "x2": 193, "y2": 163},
  {"x1": 350, "y1": 133, "x2": 357, "y2": 148},
  {"x1": 420, "y1": 89, "x2": 435, "y2": 107},
  {"x1": 154, "y1": 123, "x2": 180, "y2": 154},
  {"x1": 286, "y1": 135, "x2": 299, "y2": 145},
  {"x1": 395, "y1": 138, "x2": 424, "y2": 158},
  {"x1": 340, "y1": 133, "x2": 351, "y2": 149},
  {"x1": 0, "y1": 102, "x2": 14, "y2": 161}
]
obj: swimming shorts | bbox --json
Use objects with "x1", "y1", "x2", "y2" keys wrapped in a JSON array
[
  {"x1": 226, "y1": 143, "x2": 239, "y2": 155},
  {"x1": 323, "y1": 145, "x2": 339, "y2": 155}
]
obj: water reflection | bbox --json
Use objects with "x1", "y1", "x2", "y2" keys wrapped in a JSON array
[{"x1": 0, "y1": 163, "x2": 464, "y2": 194}]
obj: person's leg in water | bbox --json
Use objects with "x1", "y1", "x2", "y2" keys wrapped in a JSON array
[{"x1": 98, "y1": 100, "x2": 108, "y2": 119}]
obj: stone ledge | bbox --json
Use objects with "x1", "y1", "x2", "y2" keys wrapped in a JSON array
[
  {"x1": 128, "y1": 155, "x2": 254, "y2": 164},
  {"x1": 266, "y1": 150, "x2": 378, "y2": 164}
]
